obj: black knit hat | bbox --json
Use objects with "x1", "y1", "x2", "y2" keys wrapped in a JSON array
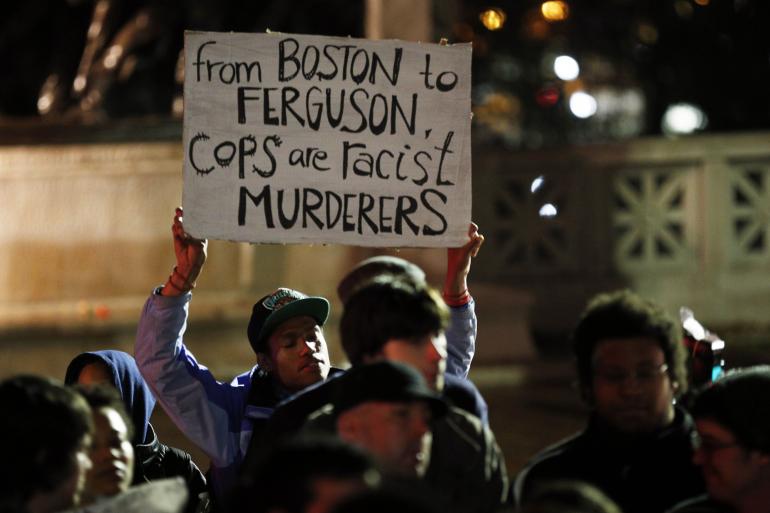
[
  {"x1": 333, "y1": 361, "x2": 447, "y2": 420},
  {"x1": 247, "y1": 288, "x2": 330, "y2": 354}
]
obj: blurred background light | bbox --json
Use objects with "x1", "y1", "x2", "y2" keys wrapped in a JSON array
[
  {"x1": 539, "y1": 203, "x2": 558, "y2": 217},
  {"x1": 480, "y1": 8, "x2": 506, "y2": 31},
  {"x1": 531, "y1": 175, "x2": 545, "y2": 193},
  {"x1": 569, "y1": 91, "x2": 598, "y2": 118},
  {"x1": 636, "y1": 22, "x2": 659, "y2": 45},
  {"x1": 674, "y1": 0, "x2": 694, "y2": 19},
  {"x1": 535, "y1": 86, "x2": 560, "y2": 107},
  {"x1": 541, "y1": 1, "x2": 569, "y2": 22},
  {"x1": 661, "y1": 103, "x2": 708, "y2": 134},
  {"x1": 554, "y1": 55, "x2": 579, "y2": 80}
]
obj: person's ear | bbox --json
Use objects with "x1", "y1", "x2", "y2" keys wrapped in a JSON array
[{"x1": 256, "y1": 352, "x2": 272, "y2": 373}]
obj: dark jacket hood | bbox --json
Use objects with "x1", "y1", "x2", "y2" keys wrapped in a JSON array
[{"x1": 64, "y1": 350, "x2": 155, "y2": 445}]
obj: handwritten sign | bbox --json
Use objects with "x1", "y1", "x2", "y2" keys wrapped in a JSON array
[{"x1": 182, "y1": 31, "x2": 472, "y2": 247}]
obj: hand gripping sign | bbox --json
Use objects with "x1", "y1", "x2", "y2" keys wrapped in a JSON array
[{"x1": 182, "y1": 31, "x2": 472, "y2": 247}]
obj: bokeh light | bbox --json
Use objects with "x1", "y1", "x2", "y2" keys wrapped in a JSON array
[
  {"x1": 569, "y1": 91, "x2": 598, "y2": 118},
  {"x1": 674, "y1": 0, "x2": 694, "y2": 19},
  {"x1": 661, "y1": 103, "x2": 708, "y2": 134},
  {"x1": 636, "y1": 22, "x2": 659, "y2": 45},
  {"x1": 539, "y1": 203, "x2": 558, "y2": 217},
  {"x1": 530, "y1": 175, "x2": 545, "y2": 193},
  {"x1": 554, "y1": 55, "x2": 579, "y2": 80},
  {"x1": 541, "y1": 1, "x2": 569, "y2": 22},
  {"x1": 536, "y1": 86, "x2": 560, "y2": 107},
  {"x1": 480, "y1": 8, "x2": 506, "y2": 31}
]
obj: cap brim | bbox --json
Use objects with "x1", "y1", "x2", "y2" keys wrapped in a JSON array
[
  {"x1": 335, "y1": 384, "x2": 448, "y2": 420},
  {"x1": 258, "y1": 296, "x2": 330, "y2": 345}
]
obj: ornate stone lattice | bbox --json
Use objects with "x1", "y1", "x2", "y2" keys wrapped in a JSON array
[
  {"x1": 612, "y1": 168, "x2": 689, "y2": 266},
  {"x1": 490, "y1": 173, "x2": 573, "y2": 271},
  {"x1": 729, "y1": 162, "x2": 770, "y2": 259}
]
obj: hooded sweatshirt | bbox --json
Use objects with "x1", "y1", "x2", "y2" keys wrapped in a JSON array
[{"x1": 65, "y1": 350, "x2": 208, "y2": 511}]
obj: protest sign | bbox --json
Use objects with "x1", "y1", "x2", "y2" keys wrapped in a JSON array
[{"x1": 182, "y1": 31, "x2": 472, "y2": 247}]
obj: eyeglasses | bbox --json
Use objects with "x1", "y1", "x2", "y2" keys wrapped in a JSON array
[
  {"x1": 690, "y1": 432, "x2": 742, "y2": 454},
  {"x1": 593, "y1": 363, "x2": 669, "y2": 387}
]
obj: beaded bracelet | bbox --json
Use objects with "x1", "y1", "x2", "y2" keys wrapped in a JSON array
[{"x1": 166, "y1": 266, "x2": 196, "y2": 293}]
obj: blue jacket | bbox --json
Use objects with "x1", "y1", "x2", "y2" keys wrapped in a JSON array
[{"x1": 135, "y1": 289, "x2": 481, "y2": 502}]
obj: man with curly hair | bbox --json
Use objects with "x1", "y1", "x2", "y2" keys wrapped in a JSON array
[{"x1": 516, "y1": 290, "x2": 705, "y2": 513}]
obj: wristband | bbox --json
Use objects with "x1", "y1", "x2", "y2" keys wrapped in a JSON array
[{"x1": 443, "y1": 288, "x2": 470, "y2": 307}]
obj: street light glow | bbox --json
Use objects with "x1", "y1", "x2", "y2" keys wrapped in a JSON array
[
  {"x1": 554, "y1": 55, "x2": 579, "y2": 80},
  {"x1": 569, "y1": 91, "x2": 598, "y2": 118}
]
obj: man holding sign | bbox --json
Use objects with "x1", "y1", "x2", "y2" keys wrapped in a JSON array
[
  {"x1": 135, "y1": 207, "x2": 484, "y2": 503},
  {"x1": 136, "y1": 30, "x2": 479, "y2": 504}
]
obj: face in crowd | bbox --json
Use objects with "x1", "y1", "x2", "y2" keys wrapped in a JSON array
[
  {"x1": 3, "y1": 375, "x2": 95, "y2": 513},
  {"x1": 73, "y1": 360, "x2": 135, "y2": 500},
  {"x1": 691, "y1": 418, "x2": 769, "y2": 504},
  {"x1": 589, "y1": 336, "x2": 677, "y2": 434},
  {"x1": 82, "y1": 405, "x2": 135, "y2": 503},
  {"x1": 376, "y1": 333, "x2": 447, "y2": 392},
  {"x1": 259, "y1": 315, "x2": 331, "y2": 393},
  {"x1": 337, "y1": 400, "x2": 433, "y2": 476},
  {"x1": 76, "y1": 361, "x2": 112, "y2": 386}
]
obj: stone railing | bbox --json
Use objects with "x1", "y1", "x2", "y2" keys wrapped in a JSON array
[
  {"x1": 472, "y1": 131, "x2": 770, "y2": 340},
  {"x1": 0, "y1": 131, "x2": 350, "y2": 332},
  {"x1": 1, "y1": 127, "x2": 768, "y2": 367}
]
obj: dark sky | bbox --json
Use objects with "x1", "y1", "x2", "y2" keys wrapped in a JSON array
[
  {"x1": 1, "y1": 0, "x2": 767, "y2": 142},
  {"x1": 456, "y1": 0, "x2": 770, "y2": 142}
]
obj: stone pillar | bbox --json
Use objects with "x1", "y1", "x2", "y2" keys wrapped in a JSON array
[{"x1": 365, "y1": 0, "x2": 433, "y2": 41}]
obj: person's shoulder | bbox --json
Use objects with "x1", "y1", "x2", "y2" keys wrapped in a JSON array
[
  {"x1": 516, "y1": 431, "x2": 587, "y2": 482},
  {"x1": 513, "y1": 431, "x2": 587, "y2": 504},
  {"x1": 265, "y1": 370, "x2": 345, "y2": 438},
  {"x1": 156, "y1": 443, "x2": 207, "y2": 488},
  {"x1": 529, "y1": 431, "x2": 585, "y2": 462},
  {"x1": 161, "y1": 443, "x2": 194, "y2": 464},
  {"x1": 432, "y1": 406, "x2": 494, "y2": 458},
  {"x1": 441, "y1": 405, "x2": 484, "y2": 432},
  {"x1": 443, "y1": 374, "x2": 486, "y2": 419}
]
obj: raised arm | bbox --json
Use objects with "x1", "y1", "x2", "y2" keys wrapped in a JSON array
[
  {"x1": 443, "y1": 222, "x2": 484, "y2": 379},
  {"x1": 135, "y1": 208, "x2": 248, "y2": 477},
  {"x1": 161, "y1": 207, "x2": 207, "y2": 297}
]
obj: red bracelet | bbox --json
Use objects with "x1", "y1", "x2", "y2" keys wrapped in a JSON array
[
  {"x1": 443, "y1": 288, "x2": 470, "y2": 307},
  {"x1": 173, "y1": 266, "x2": 197, "y2": 290},
  {"x1": 165, "y1": 278, "x2": 186, "y2": 293},
  {"x1": 166, "y1": 266, "x2": 196, "y2": 293}
]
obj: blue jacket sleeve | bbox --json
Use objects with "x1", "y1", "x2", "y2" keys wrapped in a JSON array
[
  {"x1": 445, "y1": 298, "x2": 477, "y2": 379},
  {"x1": 134, "y1": 290, "x2": 252, "y2": 469}
]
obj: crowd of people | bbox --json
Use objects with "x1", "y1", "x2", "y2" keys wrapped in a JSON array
[{"x1": 1, "y1": 208, "x2": 769, "y2": 513}]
